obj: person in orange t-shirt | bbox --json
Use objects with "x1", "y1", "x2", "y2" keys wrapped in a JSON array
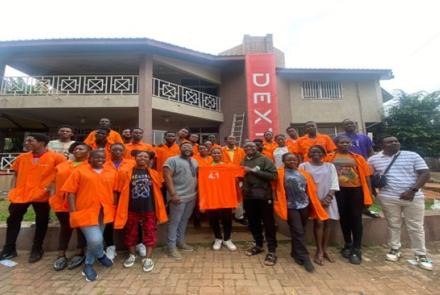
[
  {"x1": 154, "y1": 131, "x2": 180, "y2": 179},
  {"x1": 84, "y1": 118, "x2": 123, "y2": 146},
  {"x1": 124, "y1": 128, "x2": 154, "y2": 160},
  {"x1": 88, "y1": 127, "x2": 114, "y2": 161},
  {"x1": 176, "y1": 128, "x2": 190, "y2": 145},
  {"x1": 121, "y1": 128, "x2": 132, "y2": 144},
  {"x1": 50, "y1": 141, "x2": 89, "y2": 271},
  {"x1": 114, "y1": 150, "x2": 167, "y2": 272},
  {"x1": 189, "y1": 133, "x2": 200, "y2": 154},
  {"x1": 193, "y1": 143, "x2": 213, "y2": 167},
  {"x1": 297, "y1": 121, "x2": 336, "y2": 162},
  {"x1": 208, "y1": 134, "x2": 221, "y2": 150},
  {"x1": 286, "y1": 126, "x2": 299, "y2": 154},
  {"x1": 62, "y1": 150, "x2": 117, "y2": 282},
  {"x1": 327, "y1": 135, "x2": 372, "y2": 266},
  {"x1": 0, "y1": 134, "x2": 65, "y2": 263},
  {"x1": 262, "y1": 131, "x2": 278, "y2": 161},
  {"x1": 198, "y1": 147, "x2": 243, "y2": 251}
]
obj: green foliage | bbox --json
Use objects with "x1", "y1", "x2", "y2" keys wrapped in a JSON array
[{"x1": 376, "y1": 91, "x2": 440, "y2": 157}]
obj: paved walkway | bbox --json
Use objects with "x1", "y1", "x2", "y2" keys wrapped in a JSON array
[{"x1": 1, "y1": 241, "x2": 439, "y2": 295}]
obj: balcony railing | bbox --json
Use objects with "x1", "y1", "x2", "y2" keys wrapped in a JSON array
[
  {"x1": 0, "y1": 75, "x2": 221, "y2": 112},
  {"x1": 0, "y1": 153, "x2": 19, "y2": 173}
]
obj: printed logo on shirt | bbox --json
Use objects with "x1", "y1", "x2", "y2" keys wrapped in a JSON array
[{"x1": 131, "y1": 173, "x2": 151, "y2": 199}]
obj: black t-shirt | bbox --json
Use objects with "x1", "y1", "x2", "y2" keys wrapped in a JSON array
[{"x1": 129, "y1": 168, "x2": 155, "y2": 213}]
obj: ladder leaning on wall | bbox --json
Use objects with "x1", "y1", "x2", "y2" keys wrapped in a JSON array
[{"x1": 230, "y1": 113, "x2": 245, "y2": 147}]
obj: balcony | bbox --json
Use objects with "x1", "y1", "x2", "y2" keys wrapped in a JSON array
[{"x1": 0, "y1": 75, "x2": 221, "y2": 112}]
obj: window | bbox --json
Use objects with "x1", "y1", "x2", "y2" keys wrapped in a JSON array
[{"x1": 302, "y1": 81, "x2": 342, "y2": 99}]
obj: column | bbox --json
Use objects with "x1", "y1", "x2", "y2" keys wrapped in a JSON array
[{"x1": 138, "y1": 55, "x2": 153, "y2": 142}]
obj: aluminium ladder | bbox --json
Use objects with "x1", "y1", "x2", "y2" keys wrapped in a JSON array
[{"x1": 230, "y1": 113, "x2": 245, "y2": 147}]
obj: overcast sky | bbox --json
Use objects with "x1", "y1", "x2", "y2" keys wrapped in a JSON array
[{"x1": 1, "y1": 0, "x2": 439, "y2": 93}]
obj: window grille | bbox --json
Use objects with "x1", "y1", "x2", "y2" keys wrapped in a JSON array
[{"x1": 302, "y1": 81, "x2": 342, "y2": 99}]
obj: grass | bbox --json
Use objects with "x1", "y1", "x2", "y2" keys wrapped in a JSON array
[{"x1": 0, "y1": 197, "x2": 57, "y2": 222}]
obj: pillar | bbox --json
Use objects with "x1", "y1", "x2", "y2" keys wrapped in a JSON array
[{"x1": 138, "y1": 55, "x2": 153, "y2": 142}]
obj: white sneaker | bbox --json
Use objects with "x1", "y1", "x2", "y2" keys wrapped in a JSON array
[
  {"x1": 416, "y1": 255, "x2": 433, "y2": 271},
  {"x1": 212, "y1": 239, "x2": 223, "y2": 251},
  {"x1": 142, "y1": 258, "x2": 155, "y2": 272},
  {"x1": 223, "y1": 240, "x2": 237, "y2": 251},
  {"x1": 385, "y1": 248, "x2": 401, "y2": 262},
  {"x1": 136, "y1": 243, "x2": 147, "y2": 257},
  {"x1": 123, "y1": 254, "x2": 136, "y2": 268},
  {"x1": 106, "y1": 245, "x2": 117, "y2": 261}
]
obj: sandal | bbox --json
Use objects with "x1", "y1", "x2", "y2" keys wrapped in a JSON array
[
  {"x1": 264, "y1": 252, "x2": 277, "y2": 266},
  {"x1": 313, "y1": 253, "x2": 324, "y2": 266},
  {"x1": 245, "y1": 246, "x2": 264, "y2": 256},
  {"x1": 323, "y1": 251, "x2": 335, "y2": 263}
]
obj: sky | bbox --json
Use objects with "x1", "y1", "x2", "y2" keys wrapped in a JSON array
[{"x1": 0, "y1": 0, "x2": 439, "y2": 93}]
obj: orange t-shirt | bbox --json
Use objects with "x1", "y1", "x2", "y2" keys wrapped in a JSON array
[
  {"x1": 192, "y1": 144, "x2": 199, "y2": 155},
  {"x1": 193, "y1": 155, "x2": 213, "y2": 167},
  {"x1": 221, "y1": 146, "x2": 245, "y2": 165},
  {"x1": 286, "y1": 138, "x2": 299, "y2": 154},
  {"x1": 124, "y1": 142, "x2": 154, "y2": 159},
  {"x1": 297, "y1": 133, "x2": 337, "y2": 161},
  {"x1": 49, "y1": 160, "x2": 87, "y2": 212},
  {"x1": 198, "y1": 164, "x2": 243, "y2": 210},
  {"x1": 155, "y1": 143, "x2": 180, "y2": 177},
  {"x1": 61, "y1": 164, "x2": 117, "y2": 228},
  {"x1": 84, "y1": 129, "x2": 123, "y2": 146},
  {"x1": 88, "y1": 141, "x2": 113, "y2": 162},
  {"x1": 262, "y1": 141, "x2": 278, "y2": 161},
  {"x1": 103, "y1": 158, "x2": 135, "y2": 173},
  {"x1": 9, "y1": 151, "x2": 66, "y2": 203}
]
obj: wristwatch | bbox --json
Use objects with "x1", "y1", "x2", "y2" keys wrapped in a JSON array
[{"x1": 411, "y1": 187, "x2": 419, "y2": 192}]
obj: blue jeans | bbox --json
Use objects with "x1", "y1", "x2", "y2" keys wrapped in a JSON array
[
  {"x1": 80, "y1": 222, "x2": 105, "y2": 265},
  {"x1": 167, "y1": 199, "x2": 196, "y2": 248}
]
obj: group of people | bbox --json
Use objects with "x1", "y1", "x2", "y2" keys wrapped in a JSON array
[{"x1": 0, "y1": 117, "x2": 433, "y2": 282}]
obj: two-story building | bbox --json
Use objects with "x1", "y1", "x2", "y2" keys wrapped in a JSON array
[{"x1": 0, "y1": 34, "x2": 393, "y2": 153}]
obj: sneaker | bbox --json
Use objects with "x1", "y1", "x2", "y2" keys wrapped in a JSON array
[
  {"x1": 212, "y1": 239, "x2": 223, "y2": 251},
  {"x1": 349, "y1": 249, "x2": 362, "y2": 265},
  {"x1": 167, "y1": 247, "x2": 183, "y2": 260},
  {"x1": 67, "y1": 255, "x2": 85, "y2": 270},
  {"x1": 97, "y1": 254, "x2": 113, "y2": 267},
  {"x1": 415, "y1": 255, "x2": 433, "y2": 271},
  {"x1": 176, "y1": 242, "x2": 194, "y2": 252},
  {"x1": 234, "y1": 217, "x2": 248, "y2": 226},
  {"x1": 223, "y1": 240, "x2": 237, "y2": 251},
  {"x1": 53, "y1": 256, "x2": 68, "y2": 271},
  {"x1": 142, "y1": 258, "x2": 155, "y2": 272},
  {"x1": 82, "y1": 264, "x2": 97, "y2": 282},
  {"x1": 123, "y1": 254, "x2": 136, "y2": 268},
  {"x1": 0, "y1": 248, "x2": 17, "y2": 260},
  {"x1": 105, "y1": 245, "x2": 117, "y2": 261},
  {"x1": 303, "y1": 258, "x2": 315, "y2": 273},
  {"x1": 385, "y1": 248, "x2": 401, "y2": 262},
  {"x1": 136, "y1": 243, "x2": 147, "y2": 257},
  {"x1": 340, "y1": 245, "x2": 352, "y2": 259},
  {"x1": 29, "y1": 248, "x2": 44, "y2": 263}
]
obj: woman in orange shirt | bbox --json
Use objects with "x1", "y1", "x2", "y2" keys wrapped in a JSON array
[
  {"x1": 62, "y1": 150, "x2": 117, "y2": 282},
  {"x1": 114, "y1": 150, "x2": 167, "y2": 272},
  {"x1": 193, "y1": 143, "x2": 213, "y2": 166},
  {"x1": 273, "y1": 153, "x2": 328, "y2": 273},
  {"x1": 51, "y1": 142, "x2": 89, "y2": 271},
  {"x1": 199, "y1": 147, "x2": 241, "y2": 251},
  {"x1": 327, "y1": 135, "x2": 372, "y2": 265}
]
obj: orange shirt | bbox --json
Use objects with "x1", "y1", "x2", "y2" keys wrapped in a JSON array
[
  {"x1": 124, "y1": 142, "x2": 154, "y2": 159},
  {"x1": 198, "y1": 164, "x2": 243, "y2": 210},
  {"x1": 192, "y1": 143, "x2": 199, "y2": 155},
  {"x1": 262, "y1": 141, "x2": 278, "y2": 161},
  {"x1": 9, "y1": 151, "x2": 66, "y2": 203},
  {"x1": 193, "y1": 155, "x2": 213, "y2": 167},
  {"x1": 114, "y1": 167, "x2": 167, "y2": 229},
  {"x1": 273, "y1": 168, "x2": 328, "y2": 221},
  {"x1": 88, "y1": 141, "x2": 113, "y2": 162},
  {"x1": 286, "y1": 138, "x2": 299, "y2": 154},
  {"x1": 61, "y1": 164, "x2": 117, "y2": 228},
  {"x1": 221, "y1": 146, "x2": 245, "y2": 166},
  {"x1": 104, "y1": 158, "x2": 135, "y2": 173},
  {"x1": 49, "y1": 160, "x2": 87, "y2": 212},
  {"x1": 297, "y1": 133, "x2": 337, "y2": 161},
  {"x1": 84, "y1": 129, "x2": 123, "y2": 146},
  {"x1": 154, "y1": 143, "x2": 180, "y2": 177}
]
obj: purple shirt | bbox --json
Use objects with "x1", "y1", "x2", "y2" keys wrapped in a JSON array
[{"x1": 335, "y1": 132, "x2": 373, "y2": 159}]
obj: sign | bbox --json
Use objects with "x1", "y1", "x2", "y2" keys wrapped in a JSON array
[{"x1": 245, "y1": 53, "x2": 279, "y2": 139}]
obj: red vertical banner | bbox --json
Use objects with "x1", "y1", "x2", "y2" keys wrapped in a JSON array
[{"x1": 245, "y1": 53, "x2": 279, "y2": 140}]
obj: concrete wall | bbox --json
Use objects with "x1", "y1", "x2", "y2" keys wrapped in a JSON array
[
  {"x1": 276, "y1": 77, "x2": 292, "y2": 132},
  {"x1": 289, "y1": 79, "x2": 383, "y2": 130}
]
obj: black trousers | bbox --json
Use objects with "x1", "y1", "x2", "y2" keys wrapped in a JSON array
[
  {"x1": 243, "y1": 199, "x2": 277, "y2": 253},
  {"x1": 103, "y1": 222, "x2": 114, "y2": 247},
  {"x1": 207, "y1": 208, "x2": 233, "y2": 241},
  {"x1": 335, "y1": 187, "x2": 364, "y2": 249},
  {"x1": 287, "y1": 206, "x2": 309, "y2": 261},
  {"x1": 55, "y1": 212, "x2": 86, "y2": 251},
  {"x1": 4, "y1": 202, "x2": 50, "y2": 251}
]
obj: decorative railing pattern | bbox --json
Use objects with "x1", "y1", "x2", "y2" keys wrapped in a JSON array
[
  {"x1": 0, "y1": 153, "x2": 19, "y2": 172},
  {"x1": 0, "y1": 75, "x2": 221, "y2": 112}
]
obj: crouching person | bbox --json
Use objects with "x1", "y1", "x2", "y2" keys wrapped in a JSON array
[
  {"x1": 62, "y1": 150, "x2": 116, "y2": 282},
  {"x1": 114, "y1": 150, "x2": 167, "y2": 272}
]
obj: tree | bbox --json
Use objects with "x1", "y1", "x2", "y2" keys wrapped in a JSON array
[{"x1": 374, "y1": 90, "x2": 440, "y2": 157}]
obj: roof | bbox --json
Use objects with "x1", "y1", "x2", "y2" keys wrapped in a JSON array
[{"x1": 277, "y1": 68, "x2": 394, "y2": 80}]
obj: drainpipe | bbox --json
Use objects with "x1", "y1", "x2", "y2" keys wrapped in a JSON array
[{"x1": 355, "y1": 81, "x2": 366, "y2": 133}]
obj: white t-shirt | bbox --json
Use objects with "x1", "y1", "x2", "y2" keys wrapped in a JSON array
[
  {"x1": 368, "y1": 151, "x2": 428, "y2": 199},
  {"x1": 273, "y1": 146, "x2": 289, "y2": 168}
]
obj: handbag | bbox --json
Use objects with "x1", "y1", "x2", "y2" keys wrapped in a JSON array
[{"x1": 371, "y1": 152, "x2": 400, "y2": 189}]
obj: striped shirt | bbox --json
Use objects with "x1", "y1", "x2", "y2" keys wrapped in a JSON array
[{"x1": 368, "y1": 151, "x2": 428, "y2": 199}]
